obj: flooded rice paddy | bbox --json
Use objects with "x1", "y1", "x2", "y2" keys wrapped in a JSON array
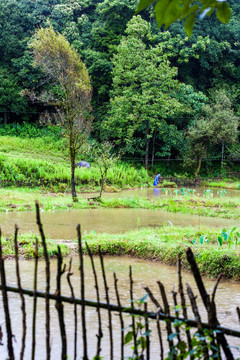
[
  {"x1": 0, "y1": 187, "x2": 239, "y2": 358},
  {"x1": 0, "y1": 256, "x2": 240, "y2": 359}
]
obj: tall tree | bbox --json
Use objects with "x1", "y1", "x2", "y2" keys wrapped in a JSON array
[
  {"x1": 106, "y1": 16, "x2": 204, "y2": 169},
  {"x1": 184, "y1": 89, "x2": 239, "y2": 179},
  {"x1": 29, "y1": 23, "x2": 92, "y2": 201}
]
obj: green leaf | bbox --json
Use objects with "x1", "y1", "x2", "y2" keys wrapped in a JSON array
[
  {"x1": 136, "y1": 0, "x2": 155, "y2": 14},
  {"x1": 217, "y1": 237, "x2": 223, "y2": 246},
  {"x1": 216, "y1": 2, "x2": 231, "y2": 24},
  {"x1": 138, "y1": 336, "x2": 147, "y2": 350},
  {"x1": 124, "y1": 331, "x2": 133, "y2": 345},
  {"x1": 139, "y1": 293, "x2": 149, "y2": 304},
  {"x1": 169, "y1": 332, "x2": 178, "y2": 341},
  {"x1": 154, "y1": 0, "x2": 172, "y2": 27},
  {"x1": 184, "y1": 13, "x2": 196, "y2": 37}
]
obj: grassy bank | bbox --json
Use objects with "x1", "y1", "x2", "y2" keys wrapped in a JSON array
[
  {"x1": 2, "y1": 226, "x2": 240, "y2": 281},
  {"x1": 202, "y1": 180, "x2": 240, "y2": 190},
  {"x1": 0, "y1": 135, "x2": 151, "y2": 188},
  {"x1": 1, "y1": 233, "x2": 73, "y2": 259},
  {"x1": 83, "y1": 226, "x2": 240, "y2": 280},
  {"x1": 0, "y1": 187, "x2": 239, "y2": 220},
  {"x1": 1, "y1": 134, "x2": 240, "y2": 190}
]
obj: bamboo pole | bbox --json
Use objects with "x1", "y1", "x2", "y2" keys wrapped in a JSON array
[
  {"x1": 144, "y1": 287, "x2": 164, "y2": 359},
  {"x1": 86, "y1": 243, "x2": 103, "y2": 359},
  {"x1": 66, "y1": 258, "x2": 77, "y2": 360},
  {"x1": 0, "y1": 228, "x2": 15, "y2": 360},
  {"x1": 177, "y1": 256, "x2": 193, "y2": 359},
  {"x1": 113, "y1": 272, "x2": 124, "y2": 360},
  {"x1": 35, "y1": 201, "x2": 51, "y2": 360},
  {"x1": 186, "y1": 248, "x2": 234, "y2": 360},
  {"x1": 171, "y1": 289, "x2": 182, "y2": 356},
  {"x1": 144, "y1": 302, "x2": 150, "y2": 360},
  {"x1": 157, "y1": 281, "x2": 175, "y2": 357},
  {"x1": 31, "y1": 238, "x2": 38, "y2": 360},
  {"x1": 186, "y1": 283, "x2": 209, "y2": 360},
  {"x1": 77, "y1": 224, "x2": 88, "y2": 360},
  {"x1": 99, "y1": 246, "x2": 113, "y2": 359},
  {"x1": 13, "y1": 225, "x2": 26, "y2": 360},
  {"x1": 1, "y1": 284, "x2": 240, "y2": 337},
  {"x1": 55, "y1": 245, "x2": 67, "y2": 360},
  {"x1": 129, "y1": 265, "x2": 138, "y2": 358}
]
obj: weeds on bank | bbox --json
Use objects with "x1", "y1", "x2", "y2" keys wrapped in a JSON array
[
  {"x1": 1, "y1": 233, "x2": 71, "y2": 259},
  {"x1": 84, "y1": 226, "x2": 240, "y2": 280}
]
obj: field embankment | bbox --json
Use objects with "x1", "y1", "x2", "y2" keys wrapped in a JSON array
[{"x1": 2, "y1": 225, "x2": 240, "y2": 281}]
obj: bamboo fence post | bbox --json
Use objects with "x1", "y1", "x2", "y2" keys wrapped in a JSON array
[
  {"x1": 209, "y1": 274, "x2": 223, "y2": 359},
  {"x1": 237, "y1": 307, "x2": 240, "y2": 325},
  {"x1": 177, "y1": 256, "x2": 193, "y2": 359},
  {"x1": 157, "y1": 281, "x2": 175, "y2": 357},
  {"x1": 13, "y1": 225, "x2": 26, "y2": 360},
  {"x1": 35, "y1": 201, "x2": 51, "y2": 360},
  {"x1": 99, "y1": 246, "x2": 114, "y2": 359},
  {"x1": 186, "y1": 248, "x2": 234, "y2": 360},
  {"x1": 0, "y1": 228, "x2": 15, "y2": 360},
  {"x1": 86, "y1": 242, "x2": 103, "y2": 359},
  {"x1": 186, "y1": 283, "x2": 209, "y2": 360},
  {"x1": 66, "y1": 258, "x2": 77, "y2": 360},
  {"x1": 129, "y1": 265, "x2": 138, "y2": 358},
  {"x1": 144, "y1": 302, "x2": 150, "y2": 360},
  {"x1": 31, "y1": 238, "x2": 38, "y2": 360},
  {"x1": 77, "y1": 224, "x2": 88, "y2": 360},
  {"x1": 113, "y1": 272, "x2": 124, "y2": 360},
  {"x1": 144, "y1": 286, "x2": 164, "y2": 359},
  {"x1": 55, "y1": 245, "x2": 67, "y2": 360},
  {"x1": 171, "y1": 289, "x2": 182, "y2": 356}
]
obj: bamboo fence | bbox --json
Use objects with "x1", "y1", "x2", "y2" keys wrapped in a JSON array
[{"x1": 0, "y1": 201, "x2": 240, "y2": 359}]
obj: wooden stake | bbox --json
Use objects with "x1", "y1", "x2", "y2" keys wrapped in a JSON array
[
  {"x1": 14, "y1": 225, "x2": 26, "y2": 360},
  {"x1": 77, "y1": 224, "x2": 88, "y2": 360},
  {"x1": 36, "y1": 201, "x2": 51, "y2": 360}
]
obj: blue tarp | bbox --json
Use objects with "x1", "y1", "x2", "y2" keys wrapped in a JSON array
[{"x1": 153, "y1": 174, "x2": 161, "y2": 186}]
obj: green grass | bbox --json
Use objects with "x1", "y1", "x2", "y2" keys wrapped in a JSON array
[
  {"x1": 83, "y1": 226, "x2": 240, "y2": 280},
  {"x1": 0, "y1": 136, "x2": 151, "y2": 188},
  {"x1": 0, "y1": 188, "x2": 239, "y2": 221},
  {"x1": 1, "y1": 233, "x2": 73, "y2": 259},
  {"x1": 202, "y1": 180, "x2": 240, "y2": 190},
  {"x1": 2, "y1": 225, "x2": 240, "y2": 280}
]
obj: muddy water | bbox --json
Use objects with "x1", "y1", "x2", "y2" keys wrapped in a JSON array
[
  {"x1": 0, "y1": 208, "x2": 239, "y2": 240},
  {"x1": 84, "y1": 187, "x2": 240, "y2": 199},
  {"x1": 0, "y1": 256, "x2": 240, "y2": 359}
]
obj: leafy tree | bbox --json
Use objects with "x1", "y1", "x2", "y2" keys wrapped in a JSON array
[
  {"x1": 106, "y1": 16, "x2": 205, "y2": 169},
  {"x1": 93, "y1": 141, "x2": 119, "y2": 199},
  {"x1": 29, "y1": 24, "x2": 92, "y2": 201},
  {"x1": 185, "y1": 89, "x2": 239, "y2": 179},
  {"x1": 0, "y1": 67, "x2": 28, "y2": 123},
  {"x1": 136, "y1": 0, "x2": 232, "y2": 36}
]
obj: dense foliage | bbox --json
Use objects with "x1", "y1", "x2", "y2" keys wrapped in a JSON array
[{"x1": 0, "y1": 0, "x2": 239, "y2": 177}]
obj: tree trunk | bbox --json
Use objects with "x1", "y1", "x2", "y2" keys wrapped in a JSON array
[
  {"x1": 194, "y1": 157, "x2": 202, "y2": 184},
  {"x1": 221, "y1": 141, "x2": 225, "y2": 178},
  {"x1": 71, "y1": 163, "x2": 77, "y2": 201},
  {"x1": 151, "y1": 128, "x2": 157, "y2": 170},
  {"x1": 145, "y1": 120, "x2": 150, "y2": 170},
  {"x1": 69, "y1": 138, "x2": 77, "y2": 201},
  {"x1": 4, "y1": 111, "x2": 8, "y2": 124}
]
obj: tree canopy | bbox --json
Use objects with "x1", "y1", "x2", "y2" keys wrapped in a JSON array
[
  {"x1": 0, "y1": 0, "x2": 239, "y2": 177},
  {"x1": 30, "y1": 24, "x2": 92, "y2": 200}
]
